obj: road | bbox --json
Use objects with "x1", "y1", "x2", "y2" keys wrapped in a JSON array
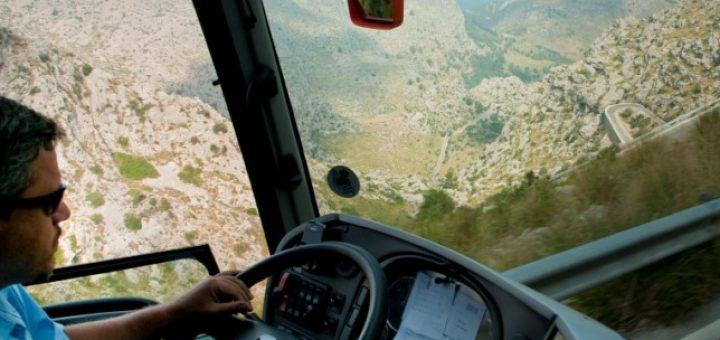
[{"x1": 603, "y1": 103, "x2": 660, "y2": 146}]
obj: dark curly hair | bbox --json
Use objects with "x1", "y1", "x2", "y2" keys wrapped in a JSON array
[{"x1": 0, "y1": 96, "x2": 65, "y2": 217}]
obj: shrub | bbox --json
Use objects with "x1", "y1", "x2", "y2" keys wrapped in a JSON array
[
  {"x1": 245, "y1": 208, "x2": 258, "y2": 216},
  {"x1": 692, "y1": 84, "x2": 702, "y2": 94},
  {"x1": 112, "y1": 153, "x2": 159, "y2": 180},
  {"x1": 178, "y1": 165, "x2": 203, "y2": 186},
  {"x1": 417, "y1": 190, "x2": 455, "y2": 221},
  {"x1": 90, "y1": 213, "x2": 103, "y2": 225},
  {"x1": 184, "y1": 231, "x2": 197, "y2": 245},
  {"x1": 82, "y1": 63, "x2": 93, "y2": 76},
  {"x1": 89, "y1": 164, "x2": 104, "y2": 176},
  {"x1": 68, "y1": 235, "x2": 78, "y2": 252},
  {"x1": 85, "y1": 192, "x2": 105, "y2": 207},
  {"x1": 117, "y1": 136, "x2": 129, "y2": 147},
  {"x1": 123, "y1": 214, "x2": 142, "y2": 231},
  {"x1": 29, "y1": 87, "x2": 41, "y2": 95},
  {"x1": 212, "y1": 123, "x2": 228, "y2": 134},
  {"x1": 160, "y1": 198, "x2": 171, "y2": 211},
  {"x1": 54, "y1": 248, "x2": 64, "y2": 265},
  {"x1": 128, "y1": 189, "x2": 146, "y2": 206},
  {"x1": 233, "y1": 243, "x2": 248, "y2": 256},
  {"x1": 443, "y1": 169, "x2": 459, "y2": 189}
]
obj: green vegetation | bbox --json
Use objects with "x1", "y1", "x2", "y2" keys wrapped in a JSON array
[
  {"x1": 129, "y1": 100, "x2": 153, "y2": 122},
  {"x1": 82, "y1": 63, "x2": 93, "y2": 76},
  {"x1": 112, "y1": 152, "x2": 159, "y2": 180},
  {"x1": 54, "y1": 248, "x2": 64, "y2": 265},
  {"x1": 117, "y1": 136, "x2": 129, "y2": 147},
  {"x1": 416, "y1": 189, "x2": 455, "y2": 221},
  {"x1": 27, "y1": 262, "x2": 208, "y2": 307},
  {"x1": 463, "y1": 52, "x2": 506, "y2": 88},
  {"x1": 443, "y1": 169, "x2": 459, "y2": 189},
  {"x1": 212, "y1": 122, "x2": 228, "y2": 134},
  {"x1": 628, "y1": 115, "x2": 652, "y2": 132},
  {"x1": 570, "y1": 241, "x2": 720, "y2": 332},
  {"x1": 123, "y1": 214, "x2": 142, "y2": 231},
  {"x1": 233, "y1": 243, "x2": 248, "y2": 257},
  {"x1": 68, "y1": 235, "x2": 78, "y2": 252},
  {"x1": 89, "y1": 164, "x2": 104, "y2": 176},
  {"x1": 90, "y1": 213, "x2": 103, "y2": 225},
  {"x1": 85, "y1": 192, "x2": 105, "y2": 207},
  {"x1": 184, "y1": 231, "x2": 197, "y2": 245},
  {"x1": 160, "y1": 198, "x2": 172, "y2": 212},
  {"x1": 466, "y1": 114, "x2": 504, "y2": 144},
  {"x1": 178, "y1": 165, "x2": 203, "y2": 186},
  {"x1": 128, "y1": 189, "x2": 146, "y2": 206},
  {"x1": 29, "y1": 86, "x2": 41, "y2": 95},
  {"x1": 508, "y1": 63, "x2": 548, "y2": 82},
  {"x1": 245, "y1": 208, "x2": 258, "y2": 216},
  {"x1": 395, "y1": 112, "x2": 720, "y2": 330},
  {"x1": 620, "y1": 108, "x2": 634, "y2": 119}
]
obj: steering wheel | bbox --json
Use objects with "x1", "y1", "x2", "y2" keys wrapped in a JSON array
[{"x1": 220, "y1": 242, "x2": 389, "y2": 340}]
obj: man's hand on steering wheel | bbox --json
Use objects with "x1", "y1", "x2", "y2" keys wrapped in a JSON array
[{"x1": 168, "y1": 271, "x2": 255, "y2": 320}]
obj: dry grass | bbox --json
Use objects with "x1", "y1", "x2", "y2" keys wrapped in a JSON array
[{"x1": 320, "y1": 132, "x2": 440, "y2": 177}]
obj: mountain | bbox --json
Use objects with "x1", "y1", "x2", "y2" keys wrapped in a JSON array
[
  {"x1": 1, "y1": 0, "x2": 717, "y2": 247},
  {"x1": 446, "y1": 0, "x2": 719, "y2": 204},
  {"x1": 459, "y1": 0, "x2": 675, "y2": 83},
  {"x1": 0, "y1": 27, "x2": 266, "y2": 274},
  {"x1": 0, "y1": 0, "x2": 227, "y2": 115}
]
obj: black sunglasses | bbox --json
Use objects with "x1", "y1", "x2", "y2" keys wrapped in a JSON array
[{"x1": 0, "y1": 183, "x2": 66, "y2": 219}]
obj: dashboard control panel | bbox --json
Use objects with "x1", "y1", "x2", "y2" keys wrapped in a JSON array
[{"x1": 270, "y1": 271, "x2": 344, "y2": 337}]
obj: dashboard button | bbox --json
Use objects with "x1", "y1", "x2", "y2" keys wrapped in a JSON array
[
  {"x1": 340, "y1": 325, "x2": 353, "y2": 339},
  {"x1": 355, "y1": 286, "x2": 368, "y2": 307},
  {"x1": 347, "y1": 307, "x2": 360, "y2": 327},
  {"x1": 329, "y1": 293, "x2": 346, "y2": 312}
]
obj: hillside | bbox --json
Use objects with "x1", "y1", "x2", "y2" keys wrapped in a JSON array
[
  {"x1": 0, "y1": 28, "x2": 266, "y2": 273},
  {"x1": 460, "y1": 0, "x2": 675, "y2": 82},
  {"x1": 440, "y1": 0, "x2": 719, "y2": 205},
  {"x1": 0, "y1": 0, "x2": 226, "y2": 115}
]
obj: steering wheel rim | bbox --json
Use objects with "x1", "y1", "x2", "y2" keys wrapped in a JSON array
[{"x1": 236, "y1": 242, "x2": 388, "y2": 340}]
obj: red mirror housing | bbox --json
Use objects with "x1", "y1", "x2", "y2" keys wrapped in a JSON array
[{"x1": 348, "y1": 0, "x2": 404, "y2": 30}]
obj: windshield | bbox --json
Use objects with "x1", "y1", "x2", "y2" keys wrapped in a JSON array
[{"x1": 264, "y1": 0, "x2": 720, "y2": 335}]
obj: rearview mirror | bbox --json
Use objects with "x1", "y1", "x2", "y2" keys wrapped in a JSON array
[{"x1": 347, "y1": 0, "x2": 404, "y2": 30}]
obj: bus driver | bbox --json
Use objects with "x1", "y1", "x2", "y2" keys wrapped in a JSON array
[{"x1": 0, "y1": 96, "x2": 255, "y2": 339}]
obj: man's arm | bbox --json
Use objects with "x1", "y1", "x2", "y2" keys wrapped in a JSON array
[{"x1": 65, "y1": 272, "x2": 253, "y2": 340}]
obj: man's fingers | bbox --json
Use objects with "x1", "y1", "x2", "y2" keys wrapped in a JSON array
[
  {"x1": 214, "y1": 276, "x2": 254, "y2": 304},
  {"x1": 216, "y1": 271, "x2": 254, "y2": 300},
  {"x1": 217, "y1": 275, "x2": 254, "y2": 301},
  {"x1": 213, "y1": 300, "x2": 253, "y2": 314}
]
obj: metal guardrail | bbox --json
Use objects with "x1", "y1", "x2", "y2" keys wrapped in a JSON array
[{"x1": 503, "y1": 198, "x2": 720, "y2": 300}]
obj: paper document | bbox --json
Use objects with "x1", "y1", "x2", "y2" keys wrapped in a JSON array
[{"x1": 394, "y1": 271, "x2": 486, "y2": 340}]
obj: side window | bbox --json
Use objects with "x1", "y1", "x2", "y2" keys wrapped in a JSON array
[{"x1": 0, "y1": 2, "x2": 267, "y2": 303}]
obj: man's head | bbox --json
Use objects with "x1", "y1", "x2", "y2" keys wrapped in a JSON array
[{"x1": 0, "y1": 96, "x2": 70, "y2": 286}]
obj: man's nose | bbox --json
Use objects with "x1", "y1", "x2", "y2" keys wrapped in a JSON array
[{"x1": 53, "y1": 201, "x2": 71, "y2": 224}]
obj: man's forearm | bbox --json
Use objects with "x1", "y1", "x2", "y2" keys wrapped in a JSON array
[{"x1": 64, "y1": 303, "x2": 178, "y2": 340}]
